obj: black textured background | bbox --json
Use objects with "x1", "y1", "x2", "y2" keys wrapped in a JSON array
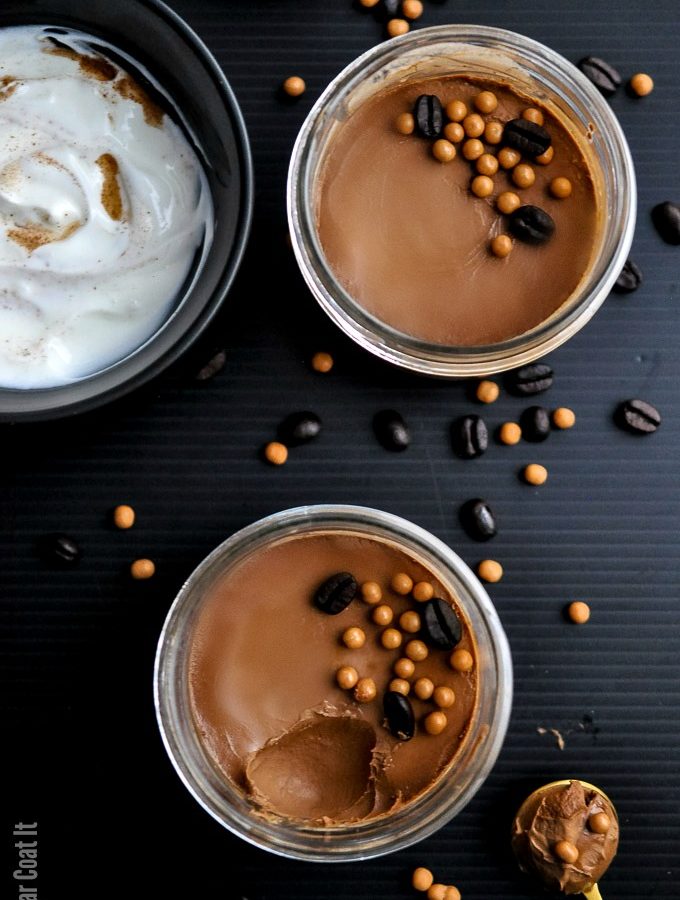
[{"x1": 2, "y1": 1, "x2": 679, "y2": 897}]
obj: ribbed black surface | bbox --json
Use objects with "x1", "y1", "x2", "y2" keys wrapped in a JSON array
[{"x1": 2, "y1": 1, "x2": 679, "y2": 897}]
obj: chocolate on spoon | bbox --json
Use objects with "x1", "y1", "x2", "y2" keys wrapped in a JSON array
[{"x1": 511, "y1": 779, "x2": 619, "y2": 898}]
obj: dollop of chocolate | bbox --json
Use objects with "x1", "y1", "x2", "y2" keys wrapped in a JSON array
[{"x1": 512, "y1": 780, "x2": 619, "y2": 894}]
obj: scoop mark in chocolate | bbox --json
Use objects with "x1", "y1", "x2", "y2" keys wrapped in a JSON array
[
  {"x1": 421, "y1": 598, "x2": 462, "y2": 650},
  {"x1": 314, "y1": 571, "x2": 358, "y2": 614},
  {"x1": 508, "y1": 205, "x2": 555, "y2": 245},
  {"x1": 373, "y1": 409, "x2": 411, "y2": 451},
  {"x1": 459, "y1": 498, "x2": 497, "y2": 541},
  {"x1": 520, "y1": 406, "x2": 551, "y2": 443},
  {"x1": 578, "y1": 56, "x2": 622, "y2": 97},
  {"x1": 503, "y1": 118, "x2": 552, "y2": 158},
  {"x1": 651, "y1": 201, "x2": 680, "y2": 245},
  {"x1": 277, "y1": 411, "x2": 322, "y2": 446},
  {"x1": 451, "y1": 415, "x2": 488, "y2": 459},
  {"x1": 612, "y1": 258, "x2": 643, "y2": 294},
  {"x1": 414, "y1": 94, "x2": 443, "y2": 139},
  {"x1": 383, "y1": 690, "x2": 416, "y2": 741},
  {"x1": 507, "y1": 362, "x2": 554, "y2": 396},
  {"x1": 615, "y1": 398, "x2": 661, "y2": 434},
  {"x1": 38, "y1": 533, "x2": 81, "y2": 566}
]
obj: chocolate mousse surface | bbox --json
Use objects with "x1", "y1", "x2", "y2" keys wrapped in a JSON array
[
  {"x1": 512, "y1": 780, "x2": 619, "y2": 894},
  {"x1": 188, "y1": 532, "x2": 478, "y2": 824},
  {"x1": 316, "y1": 76, "x2": 599, "y2": 346}
]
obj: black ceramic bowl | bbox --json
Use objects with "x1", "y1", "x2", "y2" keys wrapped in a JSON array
[{"x1": 0, "y1": 0, "x2": 252, "y2": 421}]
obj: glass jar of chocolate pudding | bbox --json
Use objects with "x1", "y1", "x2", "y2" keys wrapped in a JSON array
[
  {"x1": 288, "y1": 26, "x2": 636, "y2": 376},
  {"x1": 155, "y1": 505, "x2": 512, "y2": 861}
]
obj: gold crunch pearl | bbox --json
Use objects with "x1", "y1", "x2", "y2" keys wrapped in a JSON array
[
  {"x1": 462, "y1": 138, "x2": 484, "y2": 161},
  {"x1": 361, "y1": 581, "x2": 383, "y2": 604},
  {"x1": 496, "y1": 191, "x2": 521, "y2": 215},
  {"x1": 131, "y1": 558, "x2": 155, "y2": 580},
  {"x1": 372, "y1": 604, "x2": 394, "y2": 626},
  {"x1": 381, "y1": 627, "x2": 403, "y2": 650},
  {"x1": 554, "y1": 840, "x2": 579, "y2": 864},
  {"x1": 427, "y1": 886, "x2": 447, "y2": 900},
  {"x1": 359, "y1": 0, "x2": 380, "y2": 5},
  {"x1": 589, "y1": 812, "x2": 611, "y2": 834},
  {"x1": 354, "y1": 677, "x2": 377, "y2": 703},
  {"x1": 522, "y1": 107, "x2": 544, "y2": 126},
  {"x1": 498, "y1": 147, "x2": 521, "y2": 169},
  {"x1": 342, "y1": 626, "x2": 366, "y2": 649},
  {"x1": 512, "y1": 163, "x2": 535, "y2": 188},
  {"x1": 311, "y1": 351, "x2": 333, "y2": 372},
  {"x1": 395, "y1": 112, "x2": 415, "y2": 135},
  {"x1": 535, "y1": 145, "x2": 554, "y2": 165},
  {"x1": 391, "y1": 572, "x2": 414, "y2": 595},
  {"x1": 336, "y1": 666, "x2": 359, "y2": 690},
  {"x1": 413, "y1": 677, "x2": 434, "y2": 700},
  {"x1": 402, "y1": 0, "x2": 424, "y2": 19},
  {"x1": 444, "y1": 888, "x2": 461, "y2": 900},
  {"x1": 463, "y1": 113, "x2": 485, "y2": 138},
  {"x1": 424, "y1": 711, "x2": 448, "y2": 735},
  {"x1": 443, "y1": 122, "x2": 464, "y2": 143},
  {"x1": 399, "y1": 610, "x2": 421, "y2": 633},
  {"x1": 394, "y1": 657, "x2": 415, "y2": 679},
  {"x1": 484, "y1": 121, "x2": 504, "y2": 144},
  {"x1": 386, "y1": 18, "x2": 409, "y2": 37},
  {"x1": 476, "y1": 379, "x2": 500, "y2": 403},
  {"x1": 490, "y1": 234, "x2": 513, "y2": 258},
  {"x1": 412, "y1": 581, "x2": 434, "y2": 602},
  {"x1": 113, "y1": 504, "x2": 135, "y2": 529},
  {"x1": 432, "y1": 139, "x2": 456, "y2": 163},
  {"x1": 524, "y1": 463, "x2": 548, "y2": 485},
  {"x1": 445, "y1": 99, "x2": 467, "y2": 122},
  {"x1": 629, "y1": 72, "x2": 654, "y2": 96},
  {"x1": 477, "y1": 559, "x2": 504, "y2": 583},
  {"x1": 499, "y1": 421, "x2": 522, "y2": 445},
  {"x1": 406, "y1": 640, "x2": 429, "y2": 661},
  {"x1": 264, "y1": 441, "x2": 288, "y2": 465},
  {"x1": 282, "y1": 76, "x2": 306, "y2": 97},
  {"x1": 450, "y1": 648, "x2": 474, "y2": 672},
  {"x1": 552, "y1": 407, "x2": 576, "y2": 429},
  {"x1": 550, "y1": 176, "x2": 573, "y2": 198},
  {"x1": 471, "y1": 175, "x2": 494, "y2": 198},
  {"x1": 389, "y1": 677, "x2": 411, "y2": 695},
  {"x1": 474, "y1": 90, "x2": 498, "y2": 113},
  {"x1": 433, "y1": 686, "x2": 456, "y2": 708},
  {"x1": 568, "y1": 601, "x2": 591, "y2": 624},
  {"x1": 476, "y1": 153, "x2": 499, "y2": 176},
  {"x1": 412, "y1": 867, "x2": 434, "y2": 892}
]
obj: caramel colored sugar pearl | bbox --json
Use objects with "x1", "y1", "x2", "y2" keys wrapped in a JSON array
[
  {"x1": 512, "y1": 163, "x2": 535, "y2": 189},
  {"x1": 406, "y1": 639, "x2": 429, "y2": 661},
  {"x1": 568, "y1": 600, "x2": 591, "y2": 624},
  {"x1": 372, "y1": 604, "x2": 394, "y2": 626},
  {"x1": 113, "y1": 504, "x2": 135, "y2": 529},
  {"x1": 476, "y1": 379, "x2": 499, "y2": 403},
  {"x1": 387, "y1": 18, "x2": 409, "y2": 37},
  {"x1": 359, "y1": 0, "x2": 380, "y2": 5},
  {"x1": 462, "y1": 113, "x2": 485, "y2": 138},
  {"x1": 443, "y1": 122, "x2": 464, "y2": 143},
  {"x1": 444, "y1": 889, "x2": 461, "y2": 900},
  {"x1": 412, "y1": 581, "x2": 434, "y2": 602},
  {"x1": 535, "y1": 145, "x2": 554, "y2": 166},
  {"x1": 629, "y1": 72, "x2": 654, "y2": 96},
  {"x1": 484, "y1": 120, "x2": 504, "y2": 144},
  {"x1": 381, "y1": 627, "x2": 403, "y2": 650},
  {"x1": 389, "y1": 677, "x2": 411, "y2": 695},
  {"x1": 471, "y1": 175, "x2": 494, "y2": 198},
  {"x1": 424, "y1": 711, "x2": 448, "y2": 735},
  {"x1": 391, "y1": 572, "x2": 413, "y2": 595},
  {"x1": 342, "y1": 626, "x2": 366, "y2": 649},
  {"x1": 589, "y1": 812, "x2": 611, "y2": 834},
  {"x1": 354, "y1": 677, "x2": 377, "y2": 703},
  {"x1": 413, "y1": 676, "x2": 434, "y2": 700},
  {"x1": 395, "y1": 112, "x2": 415, "y2": 135},
  {"x1": 394, "y1": 656, "x2": 415, "y2": 679},
  {"x1": 522, "y1": 107, "x2": 544, "y2": 126},
  {"x1": 497, "y1": 191, "x2": 521, "y2": 215},
  {"x1": 402, "y1": 0, "x2": 424, "y2": 19},
  {"x1": 477, "y1": 559, "x2": 503, "y2": 583},
  {"x1": 412, "y1": 867, "x2": 434, "y2": 892},
  {"x1": 490, "y1": 234, "x2": 512, "y2": 259},
  {"x1": 433, "y1": 685, "x2": 456, "y2": 708},
  {"x1": 524, "y1": 463, "x2": 548, "y2": 485},
  {"x1": 311, "y1": 351, "x2": 333, "y2": 373},
  {"x1": 462, "y1": 138, "x2": 484, "y2": 161},
  {"x1": 336, "y1": 666, "x2": 359, "y2": 690},
  {"x1": 432, "y1": 139, "x2": 456, "y2": 163},
  {"x1": 445, "y1": 99, "x2": 467, "y2": 122},
  {"x1": 450, "y1": 648, "x2": 473, "y2": 672},
  {"x1": 361, "y1": 580, "x2": 382, "y2": 604},
  {"x1": 499, "y1": 421, "x2": 522, "y2": 445},
  {"x1": 427, "y1": 886, "x2": 447, "y2": 900},
  {"x1": 554, "y1": 840, "x2": 579, "y2": 864},
  {"x1": 282, "y1": 76, "x2": 305, "y2": 97},
  {"x1": 552, "y1": 407, "x2": 576, "y2": 429},
  {"x1": 399, "y1": 610, "x2": 421, "y2": 633},
  {"x1": 498, "y1": 147, "x2": 521, "y2": 169},
  {"x1": 476, "y1": 153, "x2": 499, "y2": 176},
  {"x1": 264, "y1": 441, "x2": 288, "y2": 466},
  {"x1": 550, "y1": 176, "x2": 573, "y2": 199},
  {"x1": 131, "y1": 558, "x2": 155, "y2": 580},
  {"x1": 474, "y1": 90, "x2": 498, "y2": 113}
]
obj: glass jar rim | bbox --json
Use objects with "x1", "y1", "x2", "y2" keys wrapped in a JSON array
[
  {"x1": 287, "y1": 24, "x2": 636, "y2": 377},
  {"x1": 154, "y1": 504, "x2": 513, "y2": 861}
]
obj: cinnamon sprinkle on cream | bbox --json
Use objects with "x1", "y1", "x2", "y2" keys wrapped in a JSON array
[{"x1": 96, "y1": 153, "x2": 124, "y2": 221}]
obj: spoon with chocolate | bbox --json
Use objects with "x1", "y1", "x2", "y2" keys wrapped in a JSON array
[{"x1": 511, "y1": 779, "x2": 619, "y2": 898}]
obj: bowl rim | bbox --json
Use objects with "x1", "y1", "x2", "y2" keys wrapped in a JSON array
[{"x1": 0, "y1": 0, "x2": 254, "y2": 422}]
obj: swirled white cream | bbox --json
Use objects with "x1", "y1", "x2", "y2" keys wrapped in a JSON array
[{"x1": 0, "y1": 26, "x2": 213, "y2": 388}]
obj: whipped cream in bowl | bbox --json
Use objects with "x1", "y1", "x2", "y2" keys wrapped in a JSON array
[{"x1": 0, "y1": 20, "x2": 225, "y2": 398}]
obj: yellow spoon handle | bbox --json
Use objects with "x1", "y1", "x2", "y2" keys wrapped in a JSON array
[{"x1": 583, "y1": 885, "x2": 603, "y2": 900}]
